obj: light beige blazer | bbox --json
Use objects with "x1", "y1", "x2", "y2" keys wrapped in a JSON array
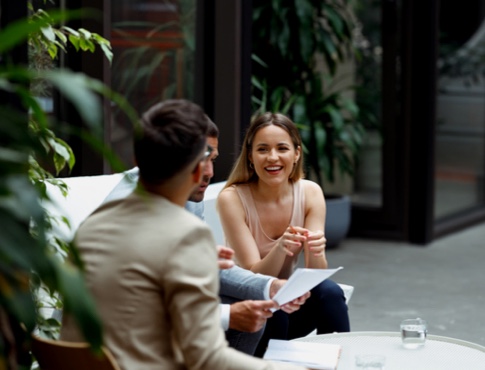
[{"x1": 61, "y1": 191, "x2": 304, "y2": 370}]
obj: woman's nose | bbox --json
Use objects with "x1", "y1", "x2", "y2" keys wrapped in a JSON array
[{"x1": 268, "y1": 149, "x2": 278, "y2": 161}]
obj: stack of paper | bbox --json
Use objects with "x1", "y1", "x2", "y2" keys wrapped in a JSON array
[{"x1": 263, "y1": 339, "x2": 342, "y2": 370}]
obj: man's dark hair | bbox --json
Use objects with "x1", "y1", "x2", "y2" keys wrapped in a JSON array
[
  {"x1": 207, "y1": 116, "x2": 219, "y2": 138},
  {"x1": 134, "y1": 99, "x2": 209, "y2": 184}
]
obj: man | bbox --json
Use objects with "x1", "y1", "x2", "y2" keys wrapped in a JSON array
[
  {"x1": 60, "y1": 99, "x2": 305, "y2": 369},
  {"x1": 102, "y1": 115, "x2": 309, "y2": 355}
]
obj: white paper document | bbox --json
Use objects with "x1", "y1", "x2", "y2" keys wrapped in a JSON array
[
  {"x1": 264, "y1": 339, "x2": 342, "y2": 370},
  {"x1": 272, "y1": 267, "x2": 343, "y2": 309}
]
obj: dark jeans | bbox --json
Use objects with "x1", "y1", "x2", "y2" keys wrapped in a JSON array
[{"x1": 254, "y1": 279, "x2": 350, "y2": 357}]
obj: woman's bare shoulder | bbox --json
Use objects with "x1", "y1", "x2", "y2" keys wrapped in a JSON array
[
  {"x1": 219, "y1": 185, "x2": 237, "y2": 197},
  {"x1": 300, "y1": 179, "x2": 324, "y2": 194},
  {"x1": 217, "y1": 185, "x2": 246, "y2": 217},
  {"x1": 217, "y1": 185, "x2": 241, "y2": 205}
]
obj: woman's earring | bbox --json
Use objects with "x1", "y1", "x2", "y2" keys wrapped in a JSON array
[{"x1": 249, "y1": 162, "x2": 254, "y2": 169}]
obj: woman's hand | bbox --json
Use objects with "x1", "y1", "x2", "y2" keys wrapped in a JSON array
[
  {"x1": 277, "y1": 226, "x2": 307, "y2": 257},
  {"x1": 306, "y1": 230, "x2": 326, "y2": 257}
]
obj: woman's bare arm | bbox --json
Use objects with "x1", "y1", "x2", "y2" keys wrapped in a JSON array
[
  {"x1": 217, "y1": 187, "x2": 290, "y2": 276},
  {"x1": 302, "y1": 180, "x2": 328, "y2": 269}
]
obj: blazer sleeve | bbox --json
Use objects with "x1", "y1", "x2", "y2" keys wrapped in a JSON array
[
  {"x1": 164, "y1": 224, "x2": 303, "y2": 370},
  {"x1": 219, "y1": 265, "x2": 273, "y2": 303}
]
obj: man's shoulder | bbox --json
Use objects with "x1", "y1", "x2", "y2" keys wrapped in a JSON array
[
  {"x1": 102, "y1": 167, "x2": 139, "y2": 204},
  {"x1": 185, "y1": 201, "x2": 204, "y2": 220}
]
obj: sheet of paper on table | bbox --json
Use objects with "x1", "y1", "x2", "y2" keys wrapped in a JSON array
[
  {"x1": 272, "y1": 267, "x2": 343, "y2": 310},
  {"x1": 263, "y1": 339, "x2": 342, "y2": 370}
]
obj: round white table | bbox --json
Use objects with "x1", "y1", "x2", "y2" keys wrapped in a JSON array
[{"x1": 293, "y1": 331, "x2": 485, "y2": 369}]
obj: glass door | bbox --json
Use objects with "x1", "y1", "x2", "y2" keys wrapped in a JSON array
[
  {"x1": 435, "y1": 2, "x2": 485, "y2": 220},
  {"x1": 109, "y1": 0, "x2": 197, "y2": 168},
  {"x1": 352, "y1": 0, "x2": 383, "y2": 208}
]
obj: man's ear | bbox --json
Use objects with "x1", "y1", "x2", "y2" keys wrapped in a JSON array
[{"x1": 192, "y1": 161, "x2": 203, "y2": 184}]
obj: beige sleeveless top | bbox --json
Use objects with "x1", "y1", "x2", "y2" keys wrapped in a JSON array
[{"x1": 230, "y1": 180, "x2": 305, "y2": 279}]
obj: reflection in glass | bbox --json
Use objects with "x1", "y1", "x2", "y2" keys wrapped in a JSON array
[
  {"x1": 435, "y1": 4, "x2": 485, "y2": 219},
  {"x1": 352, "y1": 1, "x2": 383, "y2": 207},
  {"x1": 109, "y1": 0, "x2": 197, "y2": 168}
]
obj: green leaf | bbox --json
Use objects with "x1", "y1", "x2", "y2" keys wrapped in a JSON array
[
  {"x1": 324, "y1": 6, "x2": 345, "y2": 37},
  {"x1": 295, "y1": 0, "x2": 314, "y2": 63},
  {"x1": 0, "y1": 147, "x2": 27, "y2": 164},
  {"x1": 79, "y1": 37, "x2": 95, "y2": 53},
  {"x1": 62, "y1": 26, "x2": 80, "y2": 37},
  {"x1": 91, "y1": 33, "x2": 110, "y2": 45},
  {"x1": 277, "y1": 22, "x2": 291, "y2": 59},
  {"x1": 41, "y1": 70, "x2": 102, "y2": 135},
  {"x1": 55, "y1": 263, "x2": 103, "y2": 349},
  {"x1": 0, "y1": 271, "x2": 37, "y2": 332},
  {"x1": 47, "y1": 137, "x2": 71, "y2": 174},
  {"x1": 53, "y1": 29, "x2": 68, "y2": 44},
  {"x1": 68, "y1": 34, "x2": 80, "y2": 51},
  {"x1": 100, "y1": 44, "x2": 113, "y2": 64},
  {"x1": 78, "y1": 28, "x2": 92, "y2": 39},
  {"x1": 326, "y1": 106, "x2": 344, "y2": 131},
  {"x1": 0, "y1": 212, "x2": 44, "y2": 274},
  {"x1": 251, "y1": 53, "x2": 268, "y2": 68},
  {"x1": 47, "y1": 43, "x2": 58, "y2": 59},
  {"x1": 251, "y1": 75, "x2": 263, "y2": 90},
  {"x1": 41, "y1": 26, "x2": 56, "y2": 42},
  {"x1": 0, "y1": 11, "x2": 58, "y2": 54}
]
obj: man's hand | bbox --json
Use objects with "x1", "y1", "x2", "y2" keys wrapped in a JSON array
[
  {"x1": 228, "y1": 300, "x2": 277, "y2": 332},
  {"x1": 268, "y1": 279, "x2": 286, "y2": 299},
  {"x1": 217, "y1": 245, "x2": 235, "y2": 270},
  {"x1": 269, "y1": 278, "x2": 311, "y2": 314},
  {"x1": 280, "y1": 291, "x2": 311, "y2": 314}
]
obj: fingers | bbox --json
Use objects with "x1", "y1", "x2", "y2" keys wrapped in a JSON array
[
  {"x1": 216, "y1": 245, "x2": 235, "y2": 269},
  {"x1": 280, "y1": 302, "x2": 300, "y2": 314},
  {"x1": 216, "y1": 245, "x2": 235, "y2": 260},
  {"x1": 218, "y1": 259, "x2": 235, "y2": 270},
  {"x1": 294, "y1": 291, "x2": 311, "y2": 304},
  {"x1": 280, "y1": 290, "x2": 311, "y2": 314},
  {"x1": 279, "y1": 226, "x2": 308, "y2": 256},
  {"x1": 306, "y1": 231, "x2": 326, "y2": 257},
  {"x1": 229, "y1": 300, "x2": 276, "y2": 332},
  {"x1": 256, "y1": 300, "x2": 279, "y2": 311}
]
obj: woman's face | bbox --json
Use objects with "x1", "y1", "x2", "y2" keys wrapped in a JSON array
[{"x1": 249, "y1": 124, "x2": 300, "y2": 185}]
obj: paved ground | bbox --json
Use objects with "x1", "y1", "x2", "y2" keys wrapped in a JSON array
[{"x1": 326, "y1": 222, "x2": 485, "y2": 346}]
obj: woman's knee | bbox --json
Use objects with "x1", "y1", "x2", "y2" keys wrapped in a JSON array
[{"x1": 311, "y1": 279, "x2": 345, "y2": 301}]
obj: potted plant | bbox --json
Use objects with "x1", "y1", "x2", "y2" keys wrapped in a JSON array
[
  {"x1": 251, "y1": 0, "x2": 365, "y2": 247},
  {"x1": 0, "y1": 4, "x2": 137, "y2": 366}
]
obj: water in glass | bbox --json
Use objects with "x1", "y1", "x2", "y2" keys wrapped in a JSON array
[{"x1": 401, "y1": 318, "x2": 427, "y2": 349}]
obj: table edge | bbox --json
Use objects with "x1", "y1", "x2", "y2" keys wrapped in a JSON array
[{"x1": 293, "y1": 331, "x2": 485, "y2": 352}]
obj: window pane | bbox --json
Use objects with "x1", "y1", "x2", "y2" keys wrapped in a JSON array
[
  {"x1": 435, "y1": 4, "x2": 485, "y2": 219},
  {"x1": 352, "y1": 1, "x2": 383, "y2": 207},
  {"x1": 109, "y1": 0, "x2": 197, "y2": 168}
]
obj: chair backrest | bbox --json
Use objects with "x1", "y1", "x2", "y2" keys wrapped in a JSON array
[{"x1": 31, "y1": 335, "x2": 121, "y2": 370}]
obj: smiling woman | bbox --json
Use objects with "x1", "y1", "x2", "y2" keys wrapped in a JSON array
[{"x1": 216, "y1": 112, "x2": 350, "y2": 357}]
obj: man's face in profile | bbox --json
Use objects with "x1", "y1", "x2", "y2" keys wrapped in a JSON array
[{"x1": 189, "y1": 136, "x2": 219, "y2": 203}]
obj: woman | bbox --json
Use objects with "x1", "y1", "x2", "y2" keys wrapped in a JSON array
[{"x1": 217, "y1": 112, "x2": 350, "y2": 357}]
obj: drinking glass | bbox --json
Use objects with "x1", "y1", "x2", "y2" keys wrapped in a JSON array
[
  {"x1": 400, "y1": 318, "x2": 427, "y2": 349},
  {"x1": 355, "y1": 354, "x2": 386, "y2": 369}
]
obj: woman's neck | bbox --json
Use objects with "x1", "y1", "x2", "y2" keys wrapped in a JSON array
[{"x1": 250, "y1": 180, "x2": 293, "y2": 203}]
